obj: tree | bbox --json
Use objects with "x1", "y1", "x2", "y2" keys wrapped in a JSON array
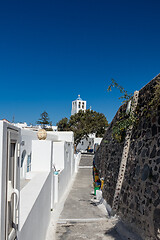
[
  {"x1": 37, "y1": 111, "x2": 51, "y2": 129},
  {"x1": 57, "y1": 110, "x2": 108, "y2": 146},
  {"x1": 56, "y1": 117, "x2": 69, "y2": 131}
]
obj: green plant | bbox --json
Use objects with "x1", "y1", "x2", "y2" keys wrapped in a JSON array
[
  {"x1": 149, "y1": 81, "x2": 160, "y2": 114},
  {"x1": 46, "y1": 128, "x2": 53, "y2": 131},
  {"x1": 139, "y1": 81, "x2": 160, "y2": 118},
  {"x1": 112, "y1": 111, "x2": 137, "y2": 142},
  {"x1": 107, "y1": 79, "x2": 137, "y2": 142},
  {"x1": 107, "y1": 79, "x2": 133, "y2": 103},
  {"x1": 103, "y1": 140, "x2": 109, "y2": 144}
]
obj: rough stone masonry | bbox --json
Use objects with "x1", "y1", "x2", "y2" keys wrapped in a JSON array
[{"x1": 94, "y1": 74, "x2": 160, "y2": 240}]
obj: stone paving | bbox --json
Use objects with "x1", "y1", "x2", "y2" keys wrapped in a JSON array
[{"x1": 55, "y1": 154, "x2": 123, "y2": 240}]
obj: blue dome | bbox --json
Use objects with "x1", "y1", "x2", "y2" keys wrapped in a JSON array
[{"x1": 76, "y1": 95, "x2": 82, "y2": 100}]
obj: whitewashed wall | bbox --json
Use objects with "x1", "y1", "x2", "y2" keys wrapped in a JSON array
[
  {"x1": 20, "y1": 129, "x2": 59, "y2": 179},
  {"x1": 58, "y1": 142, "x2": 73, "y2": 202},
  {"x1": 0, "y1": 125, "x2": 78, "y2": 240},
  {"x1": 20, "y1": 129, "x2": 37, "y2": 179},
  {"x1": 32, "y1": 140, "x2": 53, "y2": 172},
  {"x1": 49, "y1": 131, "x2": 74, "y2": 142},
  {"x1": 19, "y1": 130, "x2": 76, "y2": 240},
  {"x1": 74, "y1": 152, "x2": 81, "y2": 173},
  {"x1": 77, "y1": 134, "x2": 102, "y2": 152},
  {"x1": 94, "y1": 137, "x2": 102, "y2": 145},
  {"x1": 19, "y1": 172, "x2": 52, "y2": 240},
  {"x1": 77, "y1": 136, "x2": 94, "y2": 152},
  {"x1": 51, "y1": 151, "x2": 81, "y2": 209},
  {"x1": 52, "y1": 142, "x2": 65, "y2": 171}
]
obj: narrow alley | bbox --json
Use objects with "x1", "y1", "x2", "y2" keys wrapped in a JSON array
[{"x1": 55, "y1": 154, "x2": 123, "y2": 240}]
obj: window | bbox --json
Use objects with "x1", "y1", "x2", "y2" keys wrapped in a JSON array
[
  {"x1": 81, "y1": 141, "x2": 84, "y2": 145},
  {"x1": 79, "y1": 102, "x2": 81, "y2": 108},
  {"x1": 82, "y1": 102, "x2": 84, "y2": 109},
  {"x1": 27, "y1": 154, "x2": 31, "y2": 172},
  {"x1": 21, "y1": 150, "x2": 26, "y2": 167}
]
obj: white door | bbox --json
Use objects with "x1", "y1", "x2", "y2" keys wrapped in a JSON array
[{"x1": 5, "y1": 129, "x2": 20, "y2": 240}]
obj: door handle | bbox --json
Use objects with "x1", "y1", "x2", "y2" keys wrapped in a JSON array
[
  {"x1": 12, "y1": 189, "x2": 19, "y2": 210},
  {"x1": 8, "y1": 181, "x2": 20, "y2": 209}
]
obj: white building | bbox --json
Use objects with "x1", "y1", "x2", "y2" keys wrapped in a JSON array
[
  {"x1": 71, "y1": 95, "x2": 86, "y2": 115},
  {"x1": 76, "y1": 133, "x2": 102, "y2": 153},
  {"x1": 14, "y1": 122, "x2": 58, "y2": 131},
  {"x1": 0, "y1": 120, "x2": 81, "y2": 240}
]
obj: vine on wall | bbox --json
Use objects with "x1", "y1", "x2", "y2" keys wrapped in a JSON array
[
  {"x1": 112, "y1": 110, "x2": 137, "y2": 142},
  {"x1": 138, "y1": 80, "x2": 160, "y2": 118},
  {"x1": 107, "y1": 79, "x2": 160, "y2": 142},
  {"x1": 149, "y1": 80, "x2": 160, "y2": 114},
  {"x1": 107, "y1": 79, "x2": 137, "y2": 142}
]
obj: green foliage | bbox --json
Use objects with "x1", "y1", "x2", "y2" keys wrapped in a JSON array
[
  {"x1": 56, "y1": 117, "x2": 69, "y2": 131},
  {"x1": 103, "y1": 140, "x2": 109, "y2": 144},
  {"x1": 149, "y1": 81, "x2": 160, "y2": 114},
  {"x1": 138, "y1": 81, "x2": 160, "y2": 119},
  {"x1": 107, "y1": 79, "x2": 160, "y2": 142},
  {"x1": 107, "y1": 79, "x2": 137, "y2": 142},
  {"x1": 112, "y1": 111, "x2": 137, "y2": 142},
  {"x1": 107, "y1": 79, "x2": 133, "y2": 103},
  {"x1": 37, "y1": 111, "x2": 51, "y2": 129},
  {"x1": 46, "y1": 128, "x2": 53, "y2": 131},
  {"x1": 57, "y1": 110, "x2": 108, "y2": 146}
]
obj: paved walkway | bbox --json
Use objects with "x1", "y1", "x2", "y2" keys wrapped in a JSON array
[{"x1": 55, "y1": 154, "x2": 123, "y2": 240}]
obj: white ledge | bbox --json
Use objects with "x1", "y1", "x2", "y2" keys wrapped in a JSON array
[{"x1": 19, "y1": 171, "x2": 50, "y2": 230}]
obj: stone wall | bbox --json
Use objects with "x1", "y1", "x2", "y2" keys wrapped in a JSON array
[{"x1": 94, "y1": 74, "x2": 160, "y2": 240}]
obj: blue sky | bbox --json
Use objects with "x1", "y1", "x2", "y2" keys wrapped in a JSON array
[{"x1": 0, "y1": 0, "x2": 160, "y2": 124}]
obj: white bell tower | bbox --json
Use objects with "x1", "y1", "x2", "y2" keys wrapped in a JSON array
[{"x1": 71, "y1": 95, "x2": 86, "y2": 115}]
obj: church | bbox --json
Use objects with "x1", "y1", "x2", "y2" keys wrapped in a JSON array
[{"x1": 71, "y1": 95, "x2": 86, "y2": 115}]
